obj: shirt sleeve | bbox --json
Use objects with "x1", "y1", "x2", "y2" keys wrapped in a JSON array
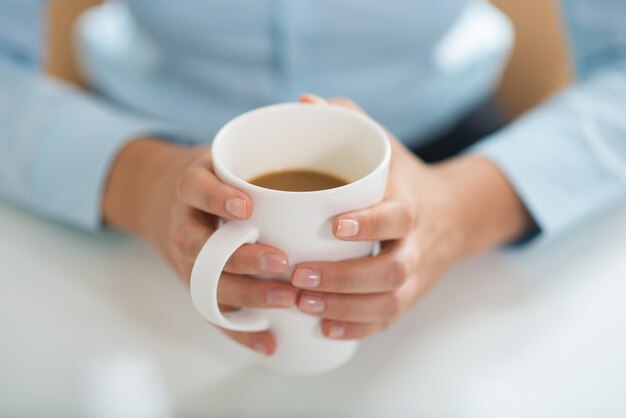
[
  {"x1": 0, "y1": 1, "x2": 181, "y2": 230},
  {"x1": 473, "y1": 0, "x2": 626, "y2": 243}
]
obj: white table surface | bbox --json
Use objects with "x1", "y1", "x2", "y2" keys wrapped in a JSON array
[{"x1": 1, "y1": 201, "x2": 625, "y2": 418}]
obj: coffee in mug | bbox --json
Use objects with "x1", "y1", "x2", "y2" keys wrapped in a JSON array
[{"x1": 249, "y1": 169, "x2": 349, "y2": 192}]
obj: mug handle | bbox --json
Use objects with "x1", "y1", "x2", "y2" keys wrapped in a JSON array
[{"x1": 190, "y1": 221, "x2": 271, "y2": 332}]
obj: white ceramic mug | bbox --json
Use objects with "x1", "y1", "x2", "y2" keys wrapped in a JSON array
[{"x1": 190, "y1": 103, "x2": 390, "y2": 374}]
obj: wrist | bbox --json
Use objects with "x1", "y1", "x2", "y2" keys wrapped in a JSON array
[
  {"x1": 102, "y1": 137, "x2": 196, "y2": 241},
  {"x1": 434, "y1": 155, "x2": 534, "y2": 259}
]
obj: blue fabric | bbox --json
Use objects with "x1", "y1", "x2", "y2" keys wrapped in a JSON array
[
  {"x1": 474, "y1": 0, "x2": 626, "y2": 243},
  {"x1": 0, "y1": 0, "x2": 624, "y2": 243},
  {"x1": 75, "y1": 0, "x2": 512, "y2": 143},
  {"x1": 0, "y1": 0, "x2": 182, "y2": 229}
]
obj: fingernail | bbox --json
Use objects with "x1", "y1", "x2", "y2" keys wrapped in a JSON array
[
  {"x1": 252, "y1": 341, "x2": 270, "y2": 355},
  {"x1": 337, "y1": 219, "x2": 359, "y2": 238},
  {"x1": 267, "y1": 288, "x2": 295, "y2": 307},
  {"x1": 258, "y1": 253, "x2": 288, "y2": 274},
  {"x1": 292, "y1": 268, "x2": 321, "y2": 288},
  {"x1": 327, "y1": 323, "x2": 346, "y2": 339},
  {"x1": 225, "y1": 198, "x2": 247, "y2": 219},
  {"x1": 299, "y1": 294, "x2": 325, "y2": 314}
]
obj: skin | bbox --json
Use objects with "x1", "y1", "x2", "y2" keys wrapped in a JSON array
[{"x1": 103, "y1": 95, "x2": 533, "y2": 355}]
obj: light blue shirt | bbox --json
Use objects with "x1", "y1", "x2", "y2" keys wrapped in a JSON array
[{"x1": 0, "y1": 0, "x2": 625, "y2": 244}]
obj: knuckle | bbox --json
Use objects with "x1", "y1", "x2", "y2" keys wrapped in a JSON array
[
  {"x1": 222, "y1": 275, "x2": 256, "y2": 307},
  {"x1": 238, "y1": 287, "x2": 258, "y2": 307},
  {"x1": 327, "y1": 294, "x2": 349, "y2": 316},
  {"x1": 365, "y1": 210, "x2": 382, "y2": 236},
  {"x1": 328, "y1": 270, "x2": 350, "y2": 292},
  {"x1": 382, "y1": 292, "x2": 402, "y2": 318},
  {"x1": 337, "y1": 275, "x2": 354, "y2": 293},
  {"x1": 386, "y1": 256, "x2": 409, "y2": 288},
  {"x1": 249, "y1": 278, "x2": 275, "y2": 306},
  {"x1": 260, "y1": 281, "x2": 288, "y2": 301},
  {"x1": 226, "y1": 249, "x2": 249, "y2": 273},
  {"x1": 402, "y1": 203, "x2": 417, "y2": 230},
  {"x1": 172, "y1": 220, "x2": 195, "y2": 257},
  {"x1": 200, "y1": 183, "x2": 219, "y2": 210}
]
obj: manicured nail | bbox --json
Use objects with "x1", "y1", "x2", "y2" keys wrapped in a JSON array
[
  {"x1": 258, "y1": 253, "x2": 288, "y2": 274},
  {"x1": 252, "y1": 341, "x2": 270, "y2": 355},
  {"x1": 225, "y1": 198, "x2": 247, "y2": 218},
  {"x1": 327, "y1": 323, "x2": 346, "y2": 339},
  {"x1": 337, "y1": 219, "x2": 359, "y2": 238},
  {"x1": 267, "y1": 288, "x2": 295, "y2": 307},
  {"x1": 292, "y1": 268, "x2": 321, "y2": 288},
  {"x1": 299, "y1": 294, "x2": 325, "y2": 314}
]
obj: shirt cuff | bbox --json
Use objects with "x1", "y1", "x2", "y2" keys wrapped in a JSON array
[
  {"x1": 472, "y1": 102, "x2": 625, "y2": 245},
  {"x1": 32, "y1": 94, "x2": 183, "y2": 231}
]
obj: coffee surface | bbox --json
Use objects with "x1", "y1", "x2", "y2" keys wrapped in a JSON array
[{"x1": 249, "y1": 169, "x2": 349, "y2": 191}]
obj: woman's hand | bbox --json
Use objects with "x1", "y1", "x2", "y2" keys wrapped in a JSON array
[
  {"x1": 103, "y1": 137, "x2": 296, "y2": 355},
  {"x1": 294, "y1": 95, "x2": 533, "y2": 339}
]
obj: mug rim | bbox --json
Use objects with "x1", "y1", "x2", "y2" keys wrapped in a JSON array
[{"x1": 211, "y1": 102, "x2": 391, "y2": 196}]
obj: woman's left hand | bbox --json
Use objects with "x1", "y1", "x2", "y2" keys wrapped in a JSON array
[{"x1": 293, "y1": 95, "x2": 532, "y2": 339}]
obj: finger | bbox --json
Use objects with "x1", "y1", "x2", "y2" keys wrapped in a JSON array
[
  {"x1": 333, "y1": 199, "x2": 415, "y2": 241},
  {"x1": 299, "y1": 93, "x2": 327, "y2": 104},
  {"x1": 172, "y1": 215, "x2": 214, "y2": 261},
  {"x1": 217, "y1": 273, "x2": 297, "y2": 309},
  {"x1": 296, "y1": 290, "x2": 403, "y2": 322},
  {"x1": 176, "y1": 165, "x2": 252, "y2": 220},
  {"x1": 328, "y1": 97, "x2": 366, "y2": 114},
  {"x1": 300, "y1": 95, "x2": 367, "y2": 115},
  {"x1": 224, "y1": 244, "x2": 288, "y2": 275},
  {"x1": 220, "y1": 328, "x2": 276, "y2": 356},
  {"x1": 320, "y1": 320, "x2": 393, "y2": 340},
  {"x1": 173, "y1": 211, "x2": 289, "y2": 273},
  {"x1": 292, "y1": 246, "x2": 411, "y2": 293}
]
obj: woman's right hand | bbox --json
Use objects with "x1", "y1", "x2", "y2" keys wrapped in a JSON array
[{"x1": 103, "y1": 137, "x2": 296, "y2": 355}]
